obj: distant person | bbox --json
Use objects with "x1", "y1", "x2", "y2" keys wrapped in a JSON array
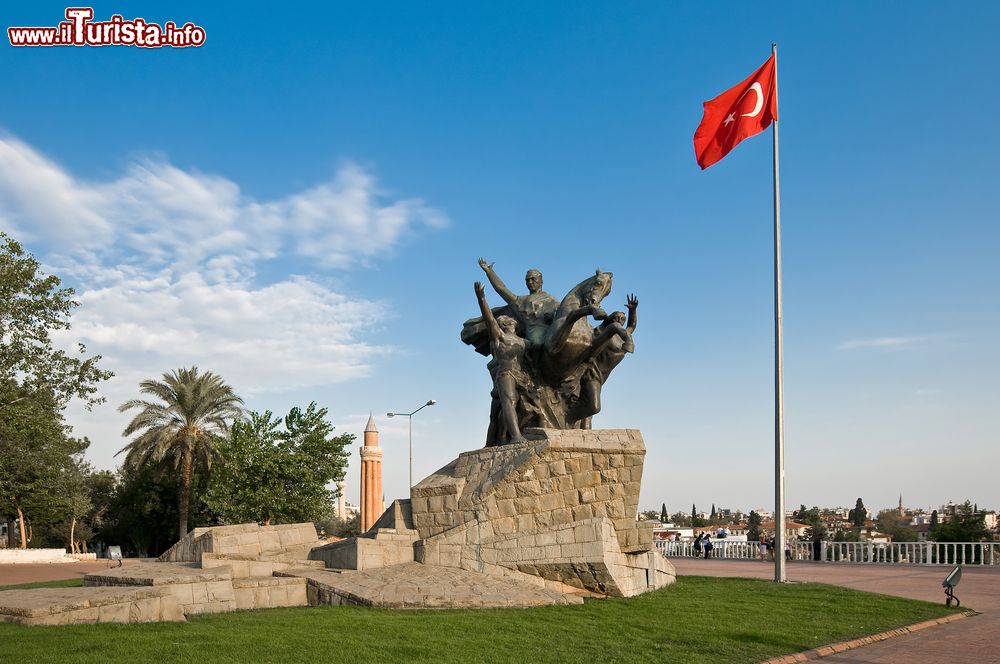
[
  {"x1": 759, "y1": 535, "x2": 768, "y2": 561},
  {"x1": 785, "y1": 539, "x2": 792, "y2": 561},
  {"x1": 693, "y1": 533, "x2": 703, "y2": 557},
  {"x1": 703, "y1": 534, "x2": 714, "y2": 559}
]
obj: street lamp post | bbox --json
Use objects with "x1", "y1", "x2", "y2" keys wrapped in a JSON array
[{"x1": 387, "y1": 399, "x2": 436, "y2": 490}]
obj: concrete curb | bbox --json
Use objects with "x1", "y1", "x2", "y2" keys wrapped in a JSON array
[{"x1": 759, "y1": 610, "x2": 977, "y2": 663}]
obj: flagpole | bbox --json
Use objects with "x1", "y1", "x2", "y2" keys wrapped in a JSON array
[{"x1": 771, "y1": 42, "x2": 787, "y2": 584}]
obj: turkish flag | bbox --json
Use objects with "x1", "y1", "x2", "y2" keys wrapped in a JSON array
[{"x1": 694, "y1": 54, "x2": 777, "y2": 170}]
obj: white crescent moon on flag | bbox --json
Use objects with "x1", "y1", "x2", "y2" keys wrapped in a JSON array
[{"x1": 740, "y1": 82, "x2": 764, "y2": 118}]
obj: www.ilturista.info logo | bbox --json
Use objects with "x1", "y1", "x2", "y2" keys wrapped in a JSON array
[{"x1": 8, "y1": 8, "x2": 206, "y2": 48}]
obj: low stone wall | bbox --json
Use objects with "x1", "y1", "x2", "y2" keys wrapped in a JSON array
[
  {"x1": 201, "y1": 553, "x2": 324, "y2": 578},
  {"x1": 309, "y1": 529, "x2": 417, "y2": 571},
  {"x1": 0, "y1": 549, "x2": 73, "y2": 564},
  {"x1": 159, "y1": 522, "x2": 319, "y2": 563},
  {"x1": 232, "y1": 576, "x2": 308, "y2": 610}
]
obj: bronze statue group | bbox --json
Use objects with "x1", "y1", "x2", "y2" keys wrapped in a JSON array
[{"x1": 463, "y1": 259, "x2": 637, "y2": 446}]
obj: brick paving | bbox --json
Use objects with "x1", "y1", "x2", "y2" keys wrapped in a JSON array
[{"x1": 672, "y1": 558, "x2": 1000, "y2": 662}]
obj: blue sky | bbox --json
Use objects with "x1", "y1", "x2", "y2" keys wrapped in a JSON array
[{"x1": 2, "y1": 2, "x2": 997, "y2": 516}]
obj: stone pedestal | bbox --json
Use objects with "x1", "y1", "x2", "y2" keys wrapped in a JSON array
[{"x1": 410, "y1": 428, "x2": 674, "y2": 597}]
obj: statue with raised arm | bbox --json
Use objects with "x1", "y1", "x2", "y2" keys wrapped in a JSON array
[
  {"x1": 462, "y1": 259, "x2": 638, "y2": 445},
  {"x1": 475, "y1": 281, "x2": 530, "y2": 445},
  {"x1": 477, "y1": 258, "x2": 558, "y2": 347}
]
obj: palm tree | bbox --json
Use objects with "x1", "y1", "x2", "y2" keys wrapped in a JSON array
[{"x1": 117, "y1": 367, "x2": 243, "y2": 541}]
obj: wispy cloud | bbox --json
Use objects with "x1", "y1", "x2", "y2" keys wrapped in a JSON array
[
  {"x1": 0, "y1": 133, "x2": 448, "y2": 466},
  {"x1": 836, "y1": 336, "x2": 929, "y2": 351}
]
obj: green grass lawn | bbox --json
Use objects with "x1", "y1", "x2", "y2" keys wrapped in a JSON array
[
  {"x1": 0, "y1": 576, "x2": 957, "y2": 663},
  {"x1": 1, "y1": 578, "x2": 83, "y2": 590}
]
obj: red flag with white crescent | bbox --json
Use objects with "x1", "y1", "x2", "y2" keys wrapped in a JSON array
[{"x1": 694, "y1": 54, "x2": 777, "y2": 170}]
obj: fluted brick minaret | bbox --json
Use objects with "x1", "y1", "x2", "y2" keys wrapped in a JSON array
[{"x1": 359, "y1": 414, "x2": 383, "y2": 533}]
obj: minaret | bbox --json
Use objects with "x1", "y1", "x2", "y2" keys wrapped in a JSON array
[
  {"x1": 336, "y1": 480, "x2": 346, "y2": 520},
  {"x1": 898, "y1": 494, "x2": 904, "y2": 515},
  {"x1": 359, "y1": 414, "x2": 383, "y2": 533}
]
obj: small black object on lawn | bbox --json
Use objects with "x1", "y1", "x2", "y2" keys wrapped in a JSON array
[
  {"x1": 107, "y1": 545, "x2": 123, "y2": 568},
  {"x1": 942, "y1": 564, "x2": 962, "y2": 607}
]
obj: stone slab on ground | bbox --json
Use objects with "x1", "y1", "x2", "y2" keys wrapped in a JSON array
[
  {"x1": 84, "y1": 561, "x2": 232, "y2": 586},
  {"x1": 0, "y1": 586, "x2": 185, "y2": 625},
  {"x1": 283, "y1": 562, "x2": 584, "y2": 608}
]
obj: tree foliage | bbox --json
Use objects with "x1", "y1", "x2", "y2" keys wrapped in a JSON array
[
  {"x1": 848, "y1": 498, "x2": 867, "y2": 527},
  {"x1": 118, "y1": 367, "x2": 243, "y2": 541},
  {"x1": 0, "y1": 233, "x2": 112, "y2": 548},
  {"x1": 0, "y1": 386, "x2": 90, "y2": 548},
  {"x1": 0, "y1": 232, "x2": 112, "y2": 411},
  {"x1": 747, "y1": 510, "x2": 763, "y2": 541},
  {"x1": 874, "y1": 509, "x2": 917, "y2": 542},
  {"x1": 203, "y1": 403, "x2": 352, "y2": 526},
  {"x1": 99, "y1": 461, "x2": 216, "y2": 557},
  {"x1": 931, "y1": 501, "x2": 989, "y2": 542},
  {"x1": 795, "y1": 505, "x2": 827, "y2": 541}
]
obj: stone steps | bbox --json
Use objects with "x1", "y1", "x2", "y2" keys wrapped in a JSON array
[
  {"x1": 0, "y1": 586, "x2": 185, "y2": 625},
  {"x1": 84, "y1": 562, "x2": 236, "y2": 615}
]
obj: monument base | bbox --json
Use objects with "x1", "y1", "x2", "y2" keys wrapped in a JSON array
[{"x1": 408, "y1": 428, "x2": 675, "y2": 597}]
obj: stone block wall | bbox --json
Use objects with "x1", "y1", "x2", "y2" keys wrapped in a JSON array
[
  {"x1": 309, "y1": 528, "x2": 418, "y2": 570},
  {"x1": 159, "y1": 523, "x2": 318, "y2": 563},
  {"x1": 409, "y1": 429, "x2": 675, "y2": 597}
]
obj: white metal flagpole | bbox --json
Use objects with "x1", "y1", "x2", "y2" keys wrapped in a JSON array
[{"x1": 771, "y1": 42, "x2": 787, "y2": 583}]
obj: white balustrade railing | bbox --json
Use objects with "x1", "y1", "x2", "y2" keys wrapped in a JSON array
[{"x1": 655, "y1": 539, "x2": 1000, "y2": 566}]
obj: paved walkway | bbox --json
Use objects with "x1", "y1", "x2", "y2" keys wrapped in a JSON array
[
  {"x1": 672, "y1": 558, "x2": 999, "y2": 662},
  {"x1": 0, "y1": 559, "x2": 141, "y2": 587}
]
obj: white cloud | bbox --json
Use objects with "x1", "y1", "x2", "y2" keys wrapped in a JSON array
[
  {"x1": 836, "y1": 336, "x2": 928, "y2": 351},
  {"x1": 0, "y1": 134, "x2": 447, "y2": 468},
  {"x1": 0, "y1": 136, "x2": 447, "y2": 272}
]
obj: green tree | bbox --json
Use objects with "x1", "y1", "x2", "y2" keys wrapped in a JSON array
[
  {"x1": 747, "y1": 510, "x2": 763, "y2": 541},
  {"x1": 797, "y1": 506, "x2": 827, "y2": 542},
  {"x1": 0, "y1": 232, "x2": 111, "y2": 411},
  {"x1": 931, "y1": 501, "x2": 989, "y2": 542},
  {"x1": 849, "y1": 498, "x2": 867, "y2": 527},
  {"x1": 0, "y1": 386, "x2": 89, "y2": 548},
  {"x1": 671, "y1": 512, "x2": 691, "y2": 527},
  {"x1": 100, "y1": 461, "x2": 216, "y2": 557},
  {"x1": 874, "y1": 509, "x2": 917, "y2": 542},
  {"x1": 691, "y1": 503, "x2": 705, "y2": 528},
  {"x1": 0, "y1": 234, "x2": 112, "y2": 547},
  {"x1": 204, "y1": 403, "x2": 352, "y2": 526},
  {"x1": 930, "y1": 510, "x2": 939, "y2": 528},
  {"x1": 118, "y1": 367, "x2": 243, "y2": 541}
]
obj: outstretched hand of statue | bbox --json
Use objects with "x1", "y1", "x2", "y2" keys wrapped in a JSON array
[
  {"x1": 626, "y1": 294, "x2": 638, "y2": 311},
  {"x1": 474, "y1": 281, "x2": 486, "y2": 297},
  {"x1": 478, "y1": 257, "x2": 495, "y2": 272}
]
